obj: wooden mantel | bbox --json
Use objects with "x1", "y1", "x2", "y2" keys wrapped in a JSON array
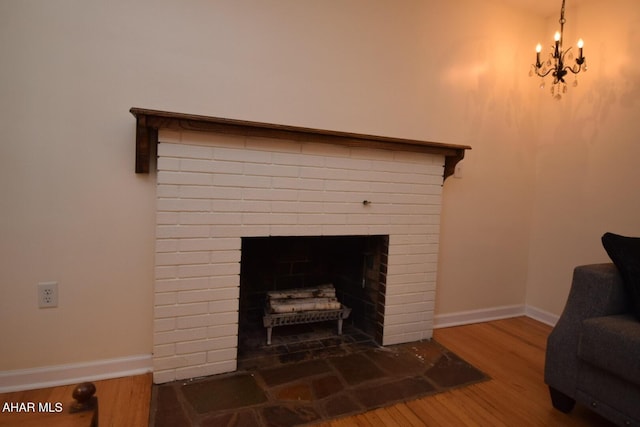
[{"x1": 130, "y1": 108, "x2": 470, "y2": 180}]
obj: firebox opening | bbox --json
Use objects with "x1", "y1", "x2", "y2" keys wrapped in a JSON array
[{"x1": 237, "y1": 235, "x2": 388, "y2": 365}]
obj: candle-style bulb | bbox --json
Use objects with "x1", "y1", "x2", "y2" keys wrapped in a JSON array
[
  {"x1": 554, "y1": 31, "x2": 561, "y2": 42},
  {"x1": 576, "y1": 38, "x2": 585, "y2": 64},
  {"x1": 535, "y1": 43, "x2": 542, "y2": 68}
]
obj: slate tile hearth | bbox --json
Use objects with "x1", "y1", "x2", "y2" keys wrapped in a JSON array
[{"x1": 150, "y1": 324, "x2": 489, "y2": 427}]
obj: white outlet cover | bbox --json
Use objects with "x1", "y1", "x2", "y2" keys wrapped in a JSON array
[{"x1": 38, "y1": 281, "x2": 58, "y2": 308}]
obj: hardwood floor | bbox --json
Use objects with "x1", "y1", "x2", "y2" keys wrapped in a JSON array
[
  {"x1": 318, "y1": 316, "x2": 613, "y2": 427},
  {"x1": 0, "y1": 317, "x2": 613, "y2": 426},
  {"x1": 0, "y1": 373, "x2": 152, "y2": 427}
]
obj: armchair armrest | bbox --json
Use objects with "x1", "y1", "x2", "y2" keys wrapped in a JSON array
[
  {"x1": 559, "y1": 263, "x2": 629, "y2": 321},
  {"x1": 544, "y1": 263, "x2": 629, "y2": 397}
]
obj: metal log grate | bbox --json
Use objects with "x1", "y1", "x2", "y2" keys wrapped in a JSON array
[{"x1": 262, "y1": 305, "x2": 351, "y2": 345}]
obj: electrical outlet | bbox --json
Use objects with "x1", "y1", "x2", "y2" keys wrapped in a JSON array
[{"x1": 38, "y1": 282, "x2": 58, "y2": 308}]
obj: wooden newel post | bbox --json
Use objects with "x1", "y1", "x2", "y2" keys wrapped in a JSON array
[{"x1": 70, "y1": 382, "x2": 99, "y2": 426}]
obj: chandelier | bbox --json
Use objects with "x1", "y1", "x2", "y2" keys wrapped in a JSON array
[{"x1": 530, "y1": 0, "x2": 587, "y2": 99}]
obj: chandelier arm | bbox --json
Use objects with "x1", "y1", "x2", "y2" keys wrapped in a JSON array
[
  {"x1": 534, "y1": 67, "x2": 555, "y2": 78},
  {"x1": 564, "y1": 65, "x2": 582, "y2": 75}
]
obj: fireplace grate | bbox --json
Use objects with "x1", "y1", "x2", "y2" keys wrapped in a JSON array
[{"x1": 262, "y1": 284, "x2": 351, "y2": 345}]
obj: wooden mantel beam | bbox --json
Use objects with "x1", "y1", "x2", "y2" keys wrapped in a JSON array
[{"x1": 130, "y1": 108, "x2": 470, "y2": 180}]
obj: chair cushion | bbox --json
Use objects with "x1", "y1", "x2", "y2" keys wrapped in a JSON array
[
  {"x1": 602, "y1": 232, "x2": 640, "y2": 320},
  {"x1": 579, "y1": 314, "x2": 640, "y2": 387}
]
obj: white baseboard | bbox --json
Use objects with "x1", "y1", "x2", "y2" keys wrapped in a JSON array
[
  {"x1": 0, "y1": 354, "x2": 152, "y2": 393},
  {"x1": 0, "y1": 305, "x2": 561, "y2": 393},
  {"x1": 525, "y1": 305, "x2": 560, "y2": 326},
  {"x1": 434, "y1": 304, "x2": 526, "y2": 329},
  {"x1": 433, "y1": 304, "x2": 559, "y2": 329}
]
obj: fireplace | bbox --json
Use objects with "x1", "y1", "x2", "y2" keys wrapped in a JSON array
[
  {"x1": 130, "y1": 108, "x2": 469, "y2": 384},
  {"x1": 238, "y1": 235, "x2": 388, "y2": 353}
]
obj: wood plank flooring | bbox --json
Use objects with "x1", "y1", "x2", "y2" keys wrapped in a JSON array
[
  {"x1": 0, "y1": 316, "x2": 614, "y2": 426},
  {"x1": 317, "y1": 316, "x2": 613, "y2": 427},
  {"x1": 0, "y1": 373, "x2": 152, "y2": 427}
]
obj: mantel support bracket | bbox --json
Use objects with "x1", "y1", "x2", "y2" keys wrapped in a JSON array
[
  {"x1": 135, "y1": 114, "x2": 157, "y2": 174},
  {"x1": 444, "y1": 150, "x2": 466, "y2": 181}
]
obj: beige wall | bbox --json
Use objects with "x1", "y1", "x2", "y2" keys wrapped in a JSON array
[
  {"x1": 1, "y1": 0, "x2": 636, "y2": 374},
  {"x1": 435, "y1": 2, "x2": 541, "y2": 315},
  {"x1": 525, "y1": 0, "x2": 640, "y2": 315},
  {"x1": 438, "y1": 0, "x2": 640, "y2": 319}
]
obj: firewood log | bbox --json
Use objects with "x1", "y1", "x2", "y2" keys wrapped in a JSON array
[
  {"x1": 268, "y1": 298, "x2": 341, "y2": 313},
  {"x1": 267, "y1": 284, "x2": 335, "y2": 300}
]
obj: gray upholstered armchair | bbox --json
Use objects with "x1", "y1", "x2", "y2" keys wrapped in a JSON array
[{"x1": 544, "y1": 263, "x2": 640, "y2": 426}]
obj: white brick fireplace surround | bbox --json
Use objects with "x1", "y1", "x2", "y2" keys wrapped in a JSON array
[{"x1": 130, "y1": 109, "x2": 469, "y2": 384}]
